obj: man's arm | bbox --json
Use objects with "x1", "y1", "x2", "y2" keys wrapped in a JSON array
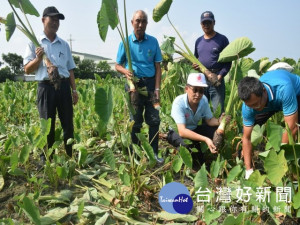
[
  {"x1": 177, "y1": 123, "x2": 217, "y2": 153},
  {"x1": 24, "y1": 47, "x2": 44, "y2": 74},
  {"x1": 115, "y1": 63, "x2": 133, "y2": 79},
  {"x1": 69, "y1": 70, "x2": 78, "y2": 105},
  {"x1": 242, "y1": 125, "x2": 254, "y2": 170},
  {"x1": 282, "y1": 111, "x2": 298, "y2": 143},
  {"x1": 154, "y1": 62, "x2": 162, "y2": 99}
]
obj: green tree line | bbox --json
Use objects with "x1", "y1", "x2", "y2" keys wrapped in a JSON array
[{"x1": 0, "y1": 53, "x2": 116, "y2": 82}]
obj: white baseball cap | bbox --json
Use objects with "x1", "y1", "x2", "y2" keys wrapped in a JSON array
[{"x1": 187, "y1": 73, "x2": 208, "y2": 87}]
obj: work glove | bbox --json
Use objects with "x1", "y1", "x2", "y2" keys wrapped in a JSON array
[{"x1": 245, "y1": 168, "x2": 254, "y2": 179}]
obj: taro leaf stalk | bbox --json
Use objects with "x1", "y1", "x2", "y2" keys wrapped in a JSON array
[
  {"x1": 153, "y1": 0, "x2": 220, "y2": 86},
  {"x1": 97, "y1": 0, "x2": 148, "y2": 112},
  {"x1": 212, "y1": 37, "x2": 255, "y2": 150},
  {"x1": 0, "y1": 0, "x2": 61, "y2": 90}
]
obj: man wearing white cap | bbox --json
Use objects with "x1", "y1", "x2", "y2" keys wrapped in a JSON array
[{"x1": 167, "y1": 73, "x2": 228, "y2": 168}]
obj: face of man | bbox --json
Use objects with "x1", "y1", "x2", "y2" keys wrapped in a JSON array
[
  {"x1": 244, "y1": 91, "x2": 267, "y2": 111},
  {"x1": 43, "y1": 15, "x2": 60, "y2": 35},
  {"x1": 186, "y1": 85, "x2": 205, "y2": 105},
  {"x1": 131, "y1": 11, "x2": 147, "y2": 39},
  {"x1": 201, "y1": 20, "x2": 215, "y2": 35}
]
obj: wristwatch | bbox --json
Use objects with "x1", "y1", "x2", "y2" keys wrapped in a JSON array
[{"x1": 72, "y1": 89, "x2": 77, "y2": 93}]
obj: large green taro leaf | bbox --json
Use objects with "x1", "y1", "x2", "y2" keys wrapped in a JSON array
[
  {"x1": 5, "y1": 13, "x2": 16, "y2": 41},
  {"x1": 266, "y1": 121, "x2": 283, "y2": 151},
  {"x1": 152, "y1": 0, "x2": 173, "y2": 22},
  {"x1": 264, "y1": 150, "x2": 288, "y2": 185},
  {"x1": 218, "y1": 37, "x2": 255, "y2": 62},
  {"x1": 95, "y1": 87, "x2": 113, "y2": 137},
  {"x1": 10, "y1": 0, "x2": 39, "y2": 17},
  {"x1": 251, "y1": 124, "x2": 265, "y2": 146},
  {"x1": 97, "y1": 0, "x2": 118, "y2": 41},
  {"x1": 194, "y1": 163, "x2": 208, "y2": 190}
]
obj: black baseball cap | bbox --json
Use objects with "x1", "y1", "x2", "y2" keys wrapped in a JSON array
[
  {"x1": 43, "y1": 6, "x2": 65, "y2": 20},
  {"x1": 201, "y1": 11, "x2": 214, "y2": 23}
]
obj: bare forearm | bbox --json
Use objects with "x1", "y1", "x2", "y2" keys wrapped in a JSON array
[
  {"x1": 69, "y1": 70, "x2": 76, "y2": 90},
  {"x1": 24, "y1": 57, "x2": 43, "y2": 74},
  {"x1": 242, "y1": 137, "x2": 253, "y2": 170},
  {"x1": 154, "y1": 63, "x2": 161, "y2": 89}
]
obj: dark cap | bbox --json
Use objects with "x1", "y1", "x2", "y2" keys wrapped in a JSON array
[
  {"x1": 43, "y1": 6, "x2": 65, "y2": 20},
  {"x1": 201, "y1": 11, "x2": 214, "y2": 23}
]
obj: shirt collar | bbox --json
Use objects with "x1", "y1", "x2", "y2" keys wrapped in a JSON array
[
  {"x1": 40, "y1": 32, "x2": 61, "y2": 44},
  {"x1": 131, "y1": 31, "x2": 148, "y2": 42},
  {"x1": 262, "y1": 82, "x2": 274, "y2": 102}
]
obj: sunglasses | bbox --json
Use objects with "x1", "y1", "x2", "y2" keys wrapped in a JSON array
[{"x1": 188, "y1": 85, "x2": 205, "y2": 94}]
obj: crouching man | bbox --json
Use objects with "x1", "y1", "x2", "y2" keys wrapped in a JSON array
[{"x1": 167, "y1": 73, "x2": 230, "y2": 168}]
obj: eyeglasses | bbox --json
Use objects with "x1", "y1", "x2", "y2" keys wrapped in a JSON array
[{"x1": 188, "y1": 85, "x2": 204, "y2": 94}]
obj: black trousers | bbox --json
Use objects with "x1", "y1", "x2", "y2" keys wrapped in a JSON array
[
  {"x1": 129, "y1": 76, "x2": 160, "y2": 154},
  {"x1": 37, "y1": 79, "x2": 74, "y2": 156},
  {"x1": 167, "y1": 124, "x2": 217, "y2": 166}
]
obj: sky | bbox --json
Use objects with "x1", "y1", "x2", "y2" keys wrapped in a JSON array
[{"x1": 1, "y1": 0, "x2": 300, "y2": 64}]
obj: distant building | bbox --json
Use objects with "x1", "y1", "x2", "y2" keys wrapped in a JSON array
[{"x1": 72, "y1": 51, "x2": 116, "y2": 71}]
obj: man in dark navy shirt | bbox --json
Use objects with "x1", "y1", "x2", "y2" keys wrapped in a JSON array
[{"x1": 193, "y1": 11, "x2": 231, "y2": 114}]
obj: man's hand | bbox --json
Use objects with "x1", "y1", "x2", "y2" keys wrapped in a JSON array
[
  {"x1": 124, "y1": 69, "x2": 133, "y2": 80},
  {"x1": 218, "y1": 113, "x2": 231, "y2": 125},
  {"x1": 72, "y1": 91, "x2": 79, "y2": 105},
  {"x1": 192, "y1": 63, "x2": 201, "y2": 72},
  {"x1": 35, "y1": 47, "x2": 44, "y2": 60},
  {"x1": 205, "y1": 137, "x2": 217, "y2": 154}
]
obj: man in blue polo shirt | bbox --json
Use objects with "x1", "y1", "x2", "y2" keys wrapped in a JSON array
[
  {"x1": 238, "y1": 70, "x2": 300, "y2": 179},
  {"x1": 115, "y1": 10, "x2": 163, "y2": 163},
  {"x1": 167, "y1": 73, "x2": 229, "y2": 168},
  {"x1": 193, "y1": 11, "x2": 231, "y2": 114}
]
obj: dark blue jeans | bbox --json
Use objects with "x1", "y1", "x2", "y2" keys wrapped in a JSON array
[
  {"x1": 130, "y1": 76, "x2": 160, "y2": 154},
  {"x1": 205, "y1": 78, "x2": 225, "y2": 114}
]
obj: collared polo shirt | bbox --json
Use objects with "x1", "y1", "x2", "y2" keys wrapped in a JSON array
[
  {"x1": 23, "y1": 33, "x2": 76, "y2": 81},
  {"x1": 242, "y1": 70, "x2": 300, "y2": 126},
  {"x1": 116, "y1": 32, "x2": 162, "y2": 78},
  {"x1": 171, "y1": 93, "x2": 213, "y2": 130}
]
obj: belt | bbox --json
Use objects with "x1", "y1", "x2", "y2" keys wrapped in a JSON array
[
  {"x1": 139, "y1": 76, "x2": 155, "y2": 80},
  {"x1": 38, "y1": 77, "x2": 69, "y2": 84}
]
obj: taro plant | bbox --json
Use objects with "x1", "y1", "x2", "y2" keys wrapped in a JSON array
[
  {"x1": 212, "y1": 37, "x2": 255, "y2": 151},
  {"x1": 0, "y1": 0, "x2": 61, "y2": 89},
  {"x1": 97, "y1": 0, "x2": 149, "y2": 111}
]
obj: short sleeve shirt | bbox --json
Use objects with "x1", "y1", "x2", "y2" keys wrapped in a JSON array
[
  {"x1": 116, "y1": 32, "x2": 162, "y2": 78},
  {"x1": 171, "y1": 93, "x2": 213, "y2": 130},
  {"x1": 23, "y1": 33, "x2": 76, "y2": 81},
  {"x1": 242, "y1": 70, "x2": 300, "y2": 126}
]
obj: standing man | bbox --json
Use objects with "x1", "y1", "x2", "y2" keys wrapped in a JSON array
[
  {"x1": 193, "y1": 11, "x2": 231, "y2": 113},
  {"x1": 24, "y1": 6, "x2": 78, "y2": 158},
  {"x1": 238, "y1": 70, "x2": 300, "y2": 179},
  {"x1": 167, "y1": 73, "x2": 230, "y2": 168},
  {"x1": 115, "y1": 10, "x2": 163, "y2": 163}
]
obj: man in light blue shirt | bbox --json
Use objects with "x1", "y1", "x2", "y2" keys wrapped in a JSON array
[
  {"x1": 115, "y1": 10, "x2": 163, "y2": 163},
  {"x1": 24, "y1": 6, "x2": 78, "y2": 159},
  {"x1": 168, "y1": 73, "x2": 227, "y2": 168},
  {"x1": 238, "y1": 70, "x2": 300, "y2": 179}
]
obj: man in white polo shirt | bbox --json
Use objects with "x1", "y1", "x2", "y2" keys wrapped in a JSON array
[{"x1": 167, "y1": 73, "x2": 229, "y2": 168}]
